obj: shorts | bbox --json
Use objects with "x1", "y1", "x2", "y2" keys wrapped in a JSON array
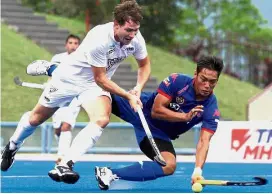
[
  {"x1": 38, "y1": 78, "x2": 111, "y2": 108},
  {"x1": 139, "y1": 137, "x2": 176, "y2": 160},
  {"x1": 52, "y1": 97, "x2": 81, "y2": 129},
  {"x1": 111, "y1": 93, "x2": 171, "y2": 145}
]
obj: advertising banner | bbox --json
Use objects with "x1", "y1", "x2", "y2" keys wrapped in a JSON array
[{"x1": 207, "y1": 121, "x2": 272, "y2": 163}]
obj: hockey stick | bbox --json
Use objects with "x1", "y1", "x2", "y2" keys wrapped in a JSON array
[
  {"x1": 14, "y1": 76, "x2": 46, "y2": 90},
  {"x1": 137, "y1": 106, "x2": 167, "y2": 166},
  {"x1": 196, "y1": 177, "x2": 267, "y2": 186}
]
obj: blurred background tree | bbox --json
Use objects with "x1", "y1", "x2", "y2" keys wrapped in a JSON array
[{"x1": 22, "y1": 0, "x2": 272, "y2": 87}]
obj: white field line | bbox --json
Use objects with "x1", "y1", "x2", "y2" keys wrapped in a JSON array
[{"x1": 14, "y1": 154, "x2": 195, "y2": 162}]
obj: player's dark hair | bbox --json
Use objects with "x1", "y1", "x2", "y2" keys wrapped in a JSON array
[
  {"x1": 196, "y1": 56, "x2": 224, "y2": 77},
  {"x1": 65, "y1": 34, "x2": 81, "y2": 44},
  {"x1": 114, "y1": 0, "x2": 143, "y2": 25}
]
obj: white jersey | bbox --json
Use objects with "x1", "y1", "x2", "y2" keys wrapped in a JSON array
[
  {"x1": 52, "y1": 22, "x2": 147, "y2": 89},
  {"x1": 51, "y1": 52, "x2": 69, "y2": 64}
]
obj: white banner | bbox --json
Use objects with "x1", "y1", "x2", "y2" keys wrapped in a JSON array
[{"x1": 207, "y1": 121, "x2": 272, "y2": 163}]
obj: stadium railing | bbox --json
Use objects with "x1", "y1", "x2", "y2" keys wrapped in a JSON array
[{"x1": 0, "y1": 122, "x2": 201, "y2": 155}]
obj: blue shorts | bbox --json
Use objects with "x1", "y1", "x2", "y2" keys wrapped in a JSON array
[{"x1": 111, "y1": 93, "x2": 171, "y2": 145}]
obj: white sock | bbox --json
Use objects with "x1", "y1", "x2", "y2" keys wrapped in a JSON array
[
  {"x1": 57, "y1": 131, "x2": 72, "y2": 159},
  {"x1": 9, "y1": 111, "x2": 37, "y2": 149},
  {"x1": 62, "y1": 123, "x2": 103, "y2": 164}
]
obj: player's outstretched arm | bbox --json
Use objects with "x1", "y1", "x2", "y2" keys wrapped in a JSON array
[
  {"x1": 151, "y1": 94, "x2": 203, "y2": 122},
  {"x1": 130, "y1": 57, "x2": 151, "y2": 98},
  {"x1": 192, "y1": 130, "x2": 214, "y2": 183}
]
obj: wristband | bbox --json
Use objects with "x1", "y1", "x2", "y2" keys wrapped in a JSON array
[{"x1": 192, "y1": 167, "x2": 202, "y2": 176}]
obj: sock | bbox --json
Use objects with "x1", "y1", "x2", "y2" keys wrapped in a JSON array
[
  {"x1": 57, "y1": 131, "x2": 72, "y2": 158},
  {"x1": 47, "y1": 64, "x2": 57, "y2": 76},
  {"x1": 9, "y1": 111, "x2": 37, "y2": 149},
  {"x1": 111, "y1": 161, "x2": 165, "y2": 181},
  {"x1": 62, "y1": 123, "x2": 103, "y2": 164}
]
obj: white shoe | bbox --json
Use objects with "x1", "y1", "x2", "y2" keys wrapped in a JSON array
[
  {"x1": 48, "y1": 161, "x2": 79, "y2": 184},
  {"x1": 26, "y1": 60, "x2": 52, "y2": 76},
  {"x1": 95, "y1": 167, "x2": 119, "y2": 190}
]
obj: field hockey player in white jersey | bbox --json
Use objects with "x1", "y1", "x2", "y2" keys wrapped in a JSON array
[
  {"x1": 27, "y1": 34, "x2": 81, "y2": 165},
  {"x1": 1, "y1": 0, "x2": 151, "y2": 185}
]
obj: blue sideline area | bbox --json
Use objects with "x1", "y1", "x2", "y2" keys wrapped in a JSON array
[{"x1": 1, "y1": 160, "x2": 271, "y2": 193}]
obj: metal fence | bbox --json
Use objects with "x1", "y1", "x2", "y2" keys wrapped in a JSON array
[{"x1": 0, "y1": 122, "x2": 201, "y2": 155}]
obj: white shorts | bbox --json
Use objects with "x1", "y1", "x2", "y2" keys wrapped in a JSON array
[
  {"x1": 38, "y1": 78, "x2": 111, "y2": 108},
  {"x1": 52, "y1": 98, "x2": 81, "y2": 129}
]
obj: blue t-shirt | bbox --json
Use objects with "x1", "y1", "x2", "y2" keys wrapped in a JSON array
[{"x1": 142, "y1": 73, "x2": 220, "y2": 140}]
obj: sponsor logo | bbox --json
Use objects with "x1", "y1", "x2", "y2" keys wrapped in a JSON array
[
  {"x1": 106, "y1": 57, "x2": 125, "y2": 71},
  {"x1": 231, "y1": 128, "x2": 272, "y2": 160},
  {"x1": 169, "y1": 103, "x2": 180, "y2": 111},
  {"x1": 177, "y1": 85, "x2": 189, "y2": 95},
  {"x1": 163, "y1": 77, "x2": 170, "y2": 87},
  {"x1": 213, "y1": 109, "x2": 220, "y2": 117},
  {"x1": 49, "y1": 87, "x2": 58, "y2": 93},
  {"x1": 176, "y1": 96, "x2": 184, "y2": 104},
  {"x1": 108, "y1": 48, "x2": 115, "y2": 55},
  {"x1": 126, "y1": 47, "x2": 134, "y2": 52},
  {"x1": 107, "y1": 44, "x2": 116, "y2": 55}
]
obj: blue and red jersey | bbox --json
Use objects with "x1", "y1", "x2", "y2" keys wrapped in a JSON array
[{"x1": 141, "y1": 73, "x2": 220, "y2": 140}]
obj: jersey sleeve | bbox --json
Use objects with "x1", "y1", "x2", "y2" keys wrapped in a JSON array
[
  {"x1": 201, "y1": 97, "x2": 220, "y2": 134},
  {"x1": 82, "y1": 29, "x2": 107, "y2": 68},
  {"x1": 85, "y1": 45, "x2": 107, "y2": 68},
  {"x1": 157, "y1": 73, "x2": 182, "y2": 100},
  {"x1": 133, "y1": 31, "x2": 148, "y2": 60}
]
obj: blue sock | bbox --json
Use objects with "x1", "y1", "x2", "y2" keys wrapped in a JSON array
[
  {"x1": 111, "y1": 161, "x2": 165, "y2": 181},
  {"x1": 47, "y1": 64, "x2": 57, "y2": 76}
]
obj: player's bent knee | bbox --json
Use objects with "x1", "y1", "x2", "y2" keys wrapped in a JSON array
[
  {"x1": 163, "y1": 162, "x2": 176, "y2": 175},
  {"x1": 60, "y1": 123, "x2": 72, "y2": 131},
  {"x1": 94, "y1": 117, "x2": 110, "y2": 128},
  {"x1": 29, "y1": 118, "x2": 42, "y2": 126}
]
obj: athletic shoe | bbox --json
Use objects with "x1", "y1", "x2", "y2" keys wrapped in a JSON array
[
  {"x1": 48, "y1": 160, "x2": 79, "y2": 184},
  {"x1": 95, "y1": 166, "x2": 119, "y2": 190},
  {"x1": 26, "y1": 60, "x2": 52, "y2": 76},
  {"x1": 47, "y1": 156, "x2": 62, "y2": 182},
  {"x1": 1, "y1": 142, "x2": 19, "y2": 171}
]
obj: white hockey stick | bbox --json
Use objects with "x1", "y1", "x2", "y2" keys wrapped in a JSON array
[
  {"x1": 137, "y1": 106, "x2": 167, "y2": 166},
  {"x1": 14, "y1": 76, "x2": 46, "y2": 90}
]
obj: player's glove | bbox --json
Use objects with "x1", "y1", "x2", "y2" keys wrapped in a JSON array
[{"x1": 191, "y1": 167, "x2": 204, "y2": 184}]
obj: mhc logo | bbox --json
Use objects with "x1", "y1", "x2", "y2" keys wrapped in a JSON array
[{"x1": 231, "y1": 128, "x2": 272, "y2": 160}]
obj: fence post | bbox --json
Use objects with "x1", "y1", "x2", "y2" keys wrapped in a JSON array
[
  {"x1": 47, "y1": 124, "x2": 53, "y2": 153},
  {"x1": 41, "y1": 124, "x2": 47, "y2": 153}
]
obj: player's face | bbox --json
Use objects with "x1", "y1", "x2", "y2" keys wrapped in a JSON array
[
  {"x1": 65, "y1": 38, "x2": 80, "y2": 54},
  {"x1": 194, "y1": 68, "x2": 218, "y2": 97},
  {"x1": 114, "y1": 20, "x2": 140, "y2": 45}
]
